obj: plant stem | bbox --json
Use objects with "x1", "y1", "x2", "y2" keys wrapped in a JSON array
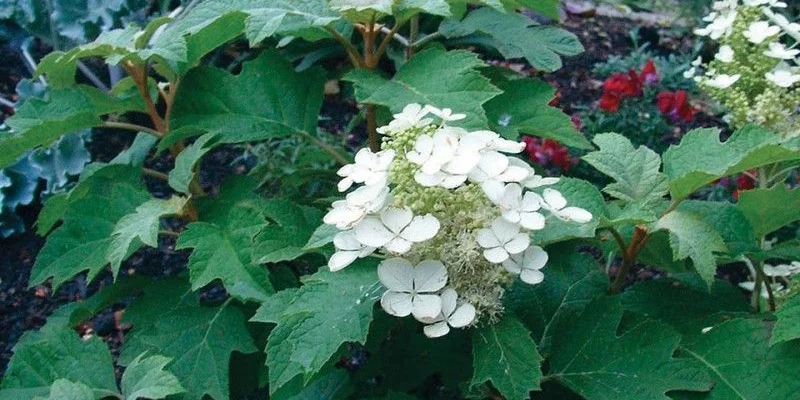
[
  {"x1": 142, "y1": 168, "x2": 169, "y2": 181},
  {"x1": 407, "y1": 16, "x2": 419, "y2": 58},
  {"x1": 609, "y1": 226, "x2": 649, "y2": 294},
  {"x1": 411, "y1": 32, "x2": 443, "y2": 50},
  {"x1": 298, "y1": 131, "x2": 351, "y2": 165},
  {"x1": 101, "y1": 121, "x2": 163, "y2": 138},
  {"x1": 754, "y1": 261, "x2": 777, "y2": 312},
  {"x1": 380, "y1": 26, "x2": 409, "y2": 46},
  {"x1": 77, "y1": 61, "x2": 110, "y2": 92},
  {"x1": 327, "y1": 27, "x2": 365, "y2": 68},
  {"x1": 123, "y1": 61, "x2": 166, "y2": 133},
  {"x1": 373, "y1": 22, "x2": 402, "y2": 66}
]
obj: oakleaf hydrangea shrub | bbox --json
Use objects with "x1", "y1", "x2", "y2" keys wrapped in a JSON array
[
  {"x1": 0, "y1": 1, "x2": 799, "y2": 399},
  {"x1": 692, "y1": 0, "x2": 800, "y2": 134},
  {"x1": 325, "y1": 104, "x2": 591, "y2": 334}
]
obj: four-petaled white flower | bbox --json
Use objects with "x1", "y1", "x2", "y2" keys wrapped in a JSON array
[
  {"x1": 766, "y1": 65, "x2": 800, "y2": 88},
  {"x1": 354, "y1": 207, "x2": 440, "y2": 253},
  {"x1": 483, "y1": 182, "x2": 546, "y2": 230},
  {"x1": 476, "y1": 217, "x2": 531, "y2": 263},
  {"x1": 328, "y1": 231, "x2": 376, "y2": 271},
  {"x1": 379, "y1": 258, "x2": 448, "y2": 321},
  {"x1": 337, "y1": 149, "x2": 395, "y2": 192},
  {"x1": 422, "y1": 288, "x2": 476, "y2": 338},
  {"x1": 462, "y1": 130, "x2": 526, "y2": 154},
  {"x1": 742, "y1": 21, "x2": 780, "y2": 44},
  {"x1": 468, "y1": 152, "x2": 531, "y2": 185},
  {"x1": 705, "y1": 73, "x2": 741, "y2": 89},
  {"x1": 763, "y1": 42, "x2": 799, "y2": 59},
  {"x1": 715, "y1": 45, "x2": 735, "y2": 63},
  {"x1": 502, "y1": 246, "x2": 549, "y2": 285},
  {"x1": 408, "y1": 128, "x2": 481, "y2": 189},
  {"x1": 323, "y1": 183, "x2": 392, "y2": 229},
  {"x1": 538, "y1": 189, "x2": 593, "y2": 223},
  {"x1": 377, "y1": 103, "x2": 433, "y2": 135}
]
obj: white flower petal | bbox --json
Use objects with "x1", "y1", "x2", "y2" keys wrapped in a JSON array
[
  {"x1": 412, "y1": 294, "x2": 443, "y2": 322},
  {"x1": 381, "y1": 291, "x2": 413, "y2": 317},
  {"x1": 423, "y1": 321, "x2": 450, "y2": 338},
  {"x1": 439, "y1": 288, "x2": 458, "y2": 316},
  {"x1": 502, "y1": 256, "x2": 523, "y2": 274},
  {"x1": 476, "y1": 227, "x2": 501, "y2": 248},
  {"x1": 400, "y1": 215, "x2": 441, "y2": 242},
  {"x1": 523, "y1": 246, "x2": 548, "y2": 271},
  {"x1": 504, "y1": 233, "x2": 530, "y2": 255},
  {"x1": 353, "y1": 217, "x2": 395, "y2": 247},
  {"x1": 520, "y1": 269, "x2": 545, "y2": 285},
  {"x1": 380, "y1": 207, "x2": 413, "y2": 234},
  {"x1": 543, "y1": 188, "x2": 567, "y2": 210},
  {"x1": 491, "y1": 217, "x2": 520, "y2": 243},
  {"x1": 439, "y1": 174, "x2": 468, "y2": 188},
  {"x1": 328, "y1": 250, "x2": 359, "y2": 271},
  {"x1": 384, "y1": 237, "x2": 413, "y2": 254},
  {"x1": 559, "y1": 207, "x2": 593, "y2": 223},
  {"x1": 414, "y1": 260, "x2": 448, "y2": 292},
  {"x1": 447, "y1": 303, "x2": 476, "y2": 328},
  {"x1": 414, "y1": 171, "x2": 445, "y2": 187},
  {"x1": 519, "y1": 212, "x2": 546, "y2": 230},
  {"x1": 337, "y1": 177, "x2": 354, "y2": 192},
  {"x1": 333, "y1": 230, "x2": 361, "y2": 251},
  {"x1": 378, "y1": 257, "x2": 415, "y2": 291},
  {"x1": 484, "y1": 247, "x2": 510, "y2": 263}
]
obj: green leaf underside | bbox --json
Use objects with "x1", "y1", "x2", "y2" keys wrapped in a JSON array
[
  {"x1": 676, "y1": 318, "x2": 800, "y2": 399},
  {"x1": 170, "y1": 51, "x2": 325, "y2": 144},
  {"x1": 345, "y1": 47, "x2": 502, "y2": 130},
  {"x1": 31, "y1": 165, "x2": 150, "y2": 289},
  {"x1": 736, "y1": 184, "x2": 800, "y2": 238},
  {"x1": 484, "y1": 78, "x2": 591, "y2": 149},
  {"x1": 471, "y1": 314, "x2": 542, "y2": 400},
  {"x1": 0, "y1": 86, "x2": 145, "y2": 169},
  {"x1": 251, "y1": 259, "x2": 380, "y2": 394},
  {"x1": 663, "y1": 126, "x2": 800, "y2": 201},
  {"x1": 120, "y1": 280, "x2": 257, "y2": 400},
  {"x1": 771, "y1": 294, "x2": 800, "y2": 346},
  {"x1": 177, "y1": 178, "x2": 274, "y2": 302},
  {"x1": 656, "y1": 211, "x2": 729, "y2": 288},
  {"x1": 532, "y1": 178, "x2": 605, "y2": 245},
  {"x1": 547, "y1": 297, "x2": 713, "y2": 400},
  {"x1": 582, "y1": 133, "x2": 668, "y2": 205}
]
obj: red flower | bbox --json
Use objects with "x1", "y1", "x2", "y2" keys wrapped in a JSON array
[
  {"x1": 522, "y1": 137, "x2": 576, "y2": 171},
  {"x1": 657, "y1": 90, "x2": 695, "y2": 122},
  {"x1": 640, "y1": 60, "x2": 659, "y2": 85},
  {"x1": 599, "y1": 69, "x2": 645, "y2": 113},
  {"x1": 599, "y1": 92, "x2": 622, "y2": 112}
]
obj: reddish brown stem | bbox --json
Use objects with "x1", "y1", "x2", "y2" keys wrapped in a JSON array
[{"x1": 609, "y1": 225, "x2": 649, "y2": 294}]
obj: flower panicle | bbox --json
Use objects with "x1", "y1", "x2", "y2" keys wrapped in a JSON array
[{"x1": 322, "y1": 104, "x2": 593, "y2": 337}]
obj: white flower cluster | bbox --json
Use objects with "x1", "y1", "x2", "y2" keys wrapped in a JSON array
[
  {"x1": 740, "y1": 260, "x2": 800, "y2": 299},
  {"x1": 323, "y1": 104, "x2": 592, "y2": 337},
  {"x1": 691, "y1": 0, "x2": 800, "y2": 89}
]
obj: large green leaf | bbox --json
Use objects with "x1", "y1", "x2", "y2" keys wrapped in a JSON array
[
  {"x1": 38, "y1": 380, "x2": 95, "y2": 400},
  {"x1": 737, "y1": 184, "x2": 800, "y2": 238},
  {"x1": 439, "y1": 8, "x2": 583, "y2": 72},
  {"x1": 484, "y1": 78, "x2": 591, "y2": 149},
  {"x1": 345, "y1": 47, "x2": 501, "y2": 130},
  {"x1": 678, "y1": 201, "x2": 759, "y2": 259},
  {"x1": 582, "y1": 133, "x2": 668, "y2": 205},
  {"x1": 0, "y1": 308, "x2": 118, "y2": 400},
  {"x1": 471, "y1": 314, "x2": 542, "y2": 400},
  {"x1": 676, "y1": 318, "x2": 800, "y2": 399},
  {"x1": 170, "y1": 51, "x2": 325, "y2": 143},
  {"x1": 663, "y1": 126, "x2": 800, "y2": 202},
  {"x1": 546, "y1": 297, "x2": 713, "y2": 399},
  {"x1": 31, "y1": 165, "x2": 150, "y2": 289},
  {"x1": 106, "y1": 196, "x2": 188, "y2": 275},
  {"x1": 251, "y1": 259, "x2": 380, "y2": 394},
  {"x1": 504, "y1": 242, "x2": 607, "y2": 355},
  {"x1": 655, "y1": 211, "x2": 729, "y2": 288},
  {"x1": 119, "y1": 353, "x2": 184, "y2": 400},
  {"x1": 771, "y1": 294, "x2": 800, "y2": 346},
  {"x1": 120, "y1": 280, "x2": 258, "y2": 400},
  {"x1": 252, "y1": 200, "x2": 324, "y2": 264},
  {"x1": 531, "y1": 178, "x2": 605, "y2": 245},
  {"x1": 0, "y1": 86, "x2": 145, "y2": 168},
  {"x1": 177, "y1": 179, "x2": 274, "y2": 302},
  {"x1": 621, "y1": 275, "x2": 750, "y2": 343}
]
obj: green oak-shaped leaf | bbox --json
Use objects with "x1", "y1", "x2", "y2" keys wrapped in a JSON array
[
  {"x1": 346, "y1": 47, "x2": 501, "y2": 130},
  {"x1": 252, "y1": 200, "x2": 324, "y2": 264},
  {"x1": 439, "y1": 7, "x2": 583, "y2": 72},
  {"x1": 471, "y1": 314, "x2": 542, "y2": 399},
  {"x1": 677, "y1": 200, "x2": 758, "y2": 260},
  {"x1": 655, "y1": 211, "x2": 729, "y2": 288},
  {"x1": 582, "y1": 133, "x2": 668, "y2": 205},
  {"x1": 170, "y1": 51, "x2": 325, "y2": 143},
  {"x1": 168, "y1": 133, "x2": 220, "y2": 194},
  {"x1": 663, "y1": 126, "x2": 800, "y2": 202},
  {"x1": 484, "y1": 78, "x2": 591, "y2": 149},
  {"x1": 0, "y1": 307, "x2": 118, "y2": 399},
  {"x1": 547, "y1": 297, "x2": 713, "y2": 399},
  {"x1": 0, "y1": 86, "x2": 146, "y2": 168},
  {"x1": 107, "y1": 196, "x2": 188, "y2": 276},
  {"x1": 31, "y1": 165, "x2": 150, "y2": 289},
  {"x1": 771, "y1": 294, "x2": 800, "y2": 346},
  {"x1": 531, "y1": 178, "x2": 606, "y2": 245},
  {"x1": 120, "y1": 353, "x2": 184, "y2": 400},
  {"x1": 120, "y1": 280, "x2": 257, "y2": 400},
  {"x1": 737, "y1": 184, "x2": 800, "y2": 238},
  {"x1": 251, "y1": 259, "x2": 381, "y2": 394},
  {"x1": 177, "y1": 181, "x2": 274, "y2": 302},
  {"x1": 504, "y1": 242, "x2": 607, "y2": 355},
  {"x1": 676, "y1": 318, "x2": 800, "y2": 399}
]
